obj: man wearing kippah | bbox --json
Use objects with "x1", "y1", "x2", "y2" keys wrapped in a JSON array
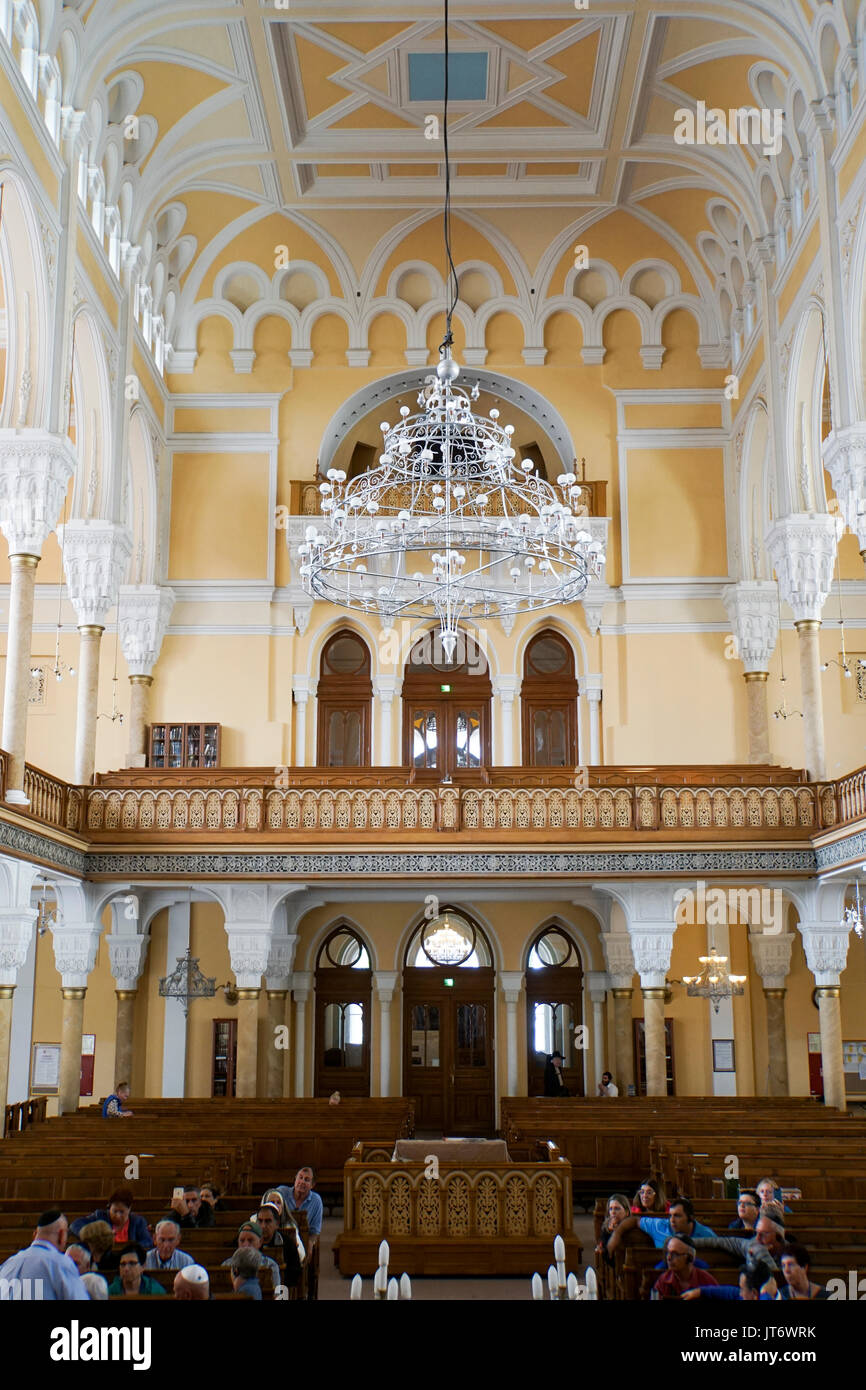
[
  {"x1": 220, "y1": 1220, "x2": 281, "y2": 1285},
  {"x1": 0, "y1": 1210, "x2": 90, "y2": 1300},
  {"x1": 173, "y1": 1265, "x2": 210, "y2": 1300}
]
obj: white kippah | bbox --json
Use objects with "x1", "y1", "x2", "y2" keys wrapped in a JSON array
[{"x1": 182, "y1": 1264, "x2": 209, "y2": 1285}]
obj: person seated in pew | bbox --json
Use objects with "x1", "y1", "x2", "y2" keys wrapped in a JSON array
[
  {"x1": 231, "y1": 1247, "x2": 264, "y2": 1301},
  {"x1": 65, "y1": 1240, "x2": 92, "y2": 1276},
  {"x1": 0, "y1": 1209, "x2": 90, "y2": 1301},
  {"x1": 220, "y1": 1221, "x2": 281, "y2": 1284},
  {"x1": 651, "y1": 1236, "x2": 719, "y2": 1299},
  {"x1": 631, "y1": 1178, "x2": 667, "y2": 1215},
  {"x1": 606, "y1": 1196, "x2": 715, "y2": 1255},
  {"x1": 256, "y1": 1204, "x2": 303, "y2": 1282},
  {"x1": 107, "y1": 1243, "x2": 166, "y2": 1298},
  {"x1": 76, "y1": 1221, "x2": 116, "y2": 1274},
  {"x1": 102, "y1": 1080, "x2": 133, "y2": 1117},
  {"x1": 775, "y1": 1244, "x2": 830, "y2": 1301},
  {"x1": 681, "y1": 1268, "x2": 773, "y2": 1301},
  {"x1": 756, "y1": 1176, "x2": 792, "y2": 1213},
  {"x1": 543, "y1": 1050, "x2": 570, "y2": 1097},
  {"x1": 81, "y1": 1272, "x2": 108, "y2": 1301},
  {"x1": 173, "y1": 1265, "x2": 210, "y2": 1300},
  {"x1": 597, "y1": 1071, "x2": 619, "y2": 1097},
  {"x1": 275, "y1": 1167, "x2": 323, "y2": 1239},
  {"x1": 691, "y1": 1213, "x2": 787, "y2": 1284},
  {"x1": 262, "y1": 1190, "x2": 306, "y2": 1260},
  {"x1": 728, "y1": 1189, "x2": 760, "y2": 1230},
  {"x1": 595, "y1": 1194, "x2": 633, "y2": 1266},
  {"x1": 199, "y1": 1184, "x2": 227, "y2": 1214},
  {"x1": 144, "y1": 1218, "x2": 195, "y2": 1272},
  {"x1": 71, "y1": 1187, "x2": 153, "y2": 1253},
  {"x1": 169, "y1": 1185, "x2": 215, "y2": 1229}
]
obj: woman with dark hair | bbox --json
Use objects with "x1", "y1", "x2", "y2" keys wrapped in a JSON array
[
  {"x1": 631, "y1": 1178, "x2": 667, "y2": 1214},
  {"x1": 543, "y1": 1051, "x2": 570, "y2": 1097},
  {"x1": 107, "y1": 1244, "x2": 166, "y2": 1298},
  {"x1": 199, "y1": 1184, "x2": 227, "y2": 1214},
  {"x1": 70, "y1": 1187, "x2": 153, "y2": 1251}
]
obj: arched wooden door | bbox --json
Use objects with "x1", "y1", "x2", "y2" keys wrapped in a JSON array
[
  {"x1": 526, "y1": 924, "x2": 585, "y2": 1097},
  {"x1": 402, "y1": 908, "x2": 495, "y2": 1135},
  {"x1": 402, "y1": 632, "x2": 491, "y2": 781},
  {"x1": 314, "y1": 926, "x2": 372, "y2": 1097},
  {"x1": 521, "y1": 630, "x2": 579, "y2": 767}
]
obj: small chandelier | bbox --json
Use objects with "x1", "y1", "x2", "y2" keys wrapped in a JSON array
[
  {"x1": 159, "y1": 948, "x2": 217, "y2": 1016},
  {"x1": 683, "y1": 947, "x2": 747, "y2": 1014},
  {"x1": 421, "y1": 911, "x2": 475, "y2": 965},
  {"x1": 842, "y1": 880, "x2": 865, "y2": 940}
]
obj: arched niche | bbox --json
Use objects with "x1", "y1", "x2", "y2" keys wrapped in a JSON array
[
  {"x1": 525, "y1": 922, "x2": 585, "y2": 1098},
  {"x1": 314, "y1": 923, "x2": 372, "y2": 1098},
  {"x1": 316, "y1": 629, "x2": 373, "y2": 767},
  {"x1": 402, "y1": 630, "x2": 491, "y2": 780}
]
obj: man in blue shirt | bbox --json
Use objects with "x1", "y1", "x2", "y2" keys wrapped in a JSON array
[
  {"x1": 144, "y1": 1219, "x2": 195, "y2": 1272},
  {"x1": 606, "y1": 1197, "x2": 715, "y2": 1255},
  {"x1": 277, "y1": 1167, "x2": 323, "y2": 1238},
  {"x1": 0, "y1": 1209, "x2": 90, "y2": 1300}
]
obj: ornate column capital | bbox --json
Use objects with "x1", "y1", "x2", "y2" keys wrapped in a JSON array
[
  {"x1": 722, "y1": 581, "x2": 778, "y2": 672},
  {"x1": 0, "y1": 430, "x2": 76, "y2": 556},
  {"x1": 292, "y1": 676, "x2": 317, "y2": 703},
  {"x1": 499, "y1": 970, "x2": 524, "y2": 1005},
  {"x1": 57, "y1": 520, "x2": 133, "y2": 627},
  {"x1": 582, "y1": 673, "x2": 603, "y2": 702},
  {"x1": 601, "y1": 932, "x2": 635, "y2": 989},
  {"x1": 373, "y1": 970, "x2": 398, "y2": 1003},
  {"x1": 372, "y1": 675, "x2": 401, "y2": 703},
  {"x1": 291, "y1": 970, "x2": 313, "y2": 1003},
  {"x1": 50, "y1": 923, "x2": 101, "y2": 989},
  {"x1": 491, "y1": 675, "x2": 520, "y2": 703},
  {"x1": 765, "y1": 513, "x2": 839, "y2": 623},
  {"x1": 106, "y1": 933, "x2": 149, "y2": 990},
  {"x1": 822, "y1": 425, "x2": 866, "y2": 555},
  {"x1": 582, "y1": 580, "x2": 609, "y2": 635},
  {"x1": 265, "y1": 934, "x2": 299, "y2": 990},
  {"x1": 627, "y1": 927, "x2": 676, "y2": 987},
  {"x1": 798, "y1": 924, "x2": 851, "y2": 987},
  {"x1": 118, "y1": 585, "x2": 176, "y2": 676},
  {"x1": 587, "y1": 969, "x2": 608, "y2": 1005},
  {"x1": 225, "y1": 925, "x2": 273, "y2": 990},
  {"x1": 0, "y1": 907, "x2": 37, "y2": 986},
  {"x1": 748, "y1": 930, "x2": 794, "y2": 989}
]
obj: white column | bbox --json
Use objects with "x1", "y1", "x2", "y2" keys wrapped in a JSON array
[
  {"x1": 265, "y1": 935, "x2": 299, "y2": 1098},
  {"x1": 586, "y1": 970, "x2": 607, "y2": 1090},
  {"x1": 799, "y1": 923, "x2": 852, "y2": 1112},
  {"x1": 162, "y1": 902, "x2": 190, "y2": 1098},
  {"x1": 50, "y1": 920, "x2": 102, "y2": 1115},
  {"x1": 749, "y1": 930, "x2": 794, "y2": 1095},
  {"x1": 491, "y1": 676, "x2": 519, "y2": 765},
  {"x1": 582, "y1": 674, "x2": 603, "y2": 765},
  {"x1": 374, "y1": 971, "x2": 398, "y2": 1096},
  {"x1": 823, "y1": 426, "x2": 866, "y2": 558},
  {"x1": 292, "y1": 971, "x2": 312, "y2": 1097},
  {"x1": 500, "y1": 971, "x2": 523, "y2": 1098},
  {"x1": 372, "y1": 677, "x2": 400, "y2": 765},
  {"x1": 292, "y1": 677, "x2": 317, "y2": 766},
  {"x1": 118, "y1": 585, "x2": 176, "y2": 767},
  {"x1": 8, "y1": 917, "x2": 37, "y2": 1105}
]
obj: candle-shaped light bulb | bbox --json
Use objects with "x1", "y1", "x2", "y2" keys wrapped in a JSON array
[
  {"x1": 567, "y1": 1273, "x2": 579, "y2": 1301},
  {"x1": 547, "y1": 1265, "x2": 558, "y2": 1298},
  {"x1": 373, "y1": 1266, "x2": 388, "y2": 1299},
  {"x1": 531, "y1": 1273, "x2": 544, "y2": 1301},
  {"x1": 400, "y1": 1273, "x2": 412, "y2": 1301},
  {"x1": 584, "y1": 1266, "x2": 598, "y2": 1301},
  {"x1": 378, "y1": 1239, "x2": 390, "y2": 1270},
  {"x1": 553, "y1": 1235, "x2": 566, "y2": 1263},
  {"x1": 350, "y1": 1274, "x2": 363, "y2": 1301},
  {"x1": 387, "y1": 1278, "x2": 399, "y2": 1300}
]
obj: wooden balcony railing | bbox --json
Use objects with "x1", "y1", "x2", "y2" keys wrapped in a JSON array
[{"x1": 2, "y1": 756, "x2": 865, "y2": 846}]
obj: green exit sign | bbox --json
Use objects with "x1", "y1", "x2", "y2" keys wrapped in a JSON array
[
  {"x1": 443, "y1": 978, "x2": 454, "y2": 987},
  {"x1": 440, "y1": 683, "x2": 452, "y2": 693}
]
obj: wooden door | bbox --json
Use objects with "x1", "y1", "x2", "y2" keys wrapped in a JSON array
[
  {"x1": 402, "y1": 634, "x2": 491, "y2": 781},
  {"x1": 403, "y1": 969, "x2": 495, "y2": 1134},
  {"x1": 212, "y1": 1019, "x2": 237, "y2": 1097},
  {"x1": 314, "y1": 966, "x2": 372, "y2": 1098}
]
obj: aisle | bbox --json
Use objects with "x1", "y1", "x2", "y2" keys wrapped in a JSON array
[{"x1": 316, "y1": 1211, "x2": 596, "y2": 1301}]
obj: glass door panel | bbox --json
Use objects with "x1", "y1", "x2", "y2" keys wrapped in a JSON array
[
  {"x1": 532, "y1": 1001, "x2": 575, "y2": 1062},
  {"x1": 412, "y1": 710, "x2": 438, "y2": 769},
  {"x1": 410, "y1": 1004, "x2": 440, "y2": 1067},
  {"x1": 455, "y1": 709, "x2": 482, "y2": 768},
  {"x1": 322, "y1": 1001, "x2": 365, "y2": 1067},
  {"x1": 456, "y1": 1003, "x2": 487, "y2": 1066}
]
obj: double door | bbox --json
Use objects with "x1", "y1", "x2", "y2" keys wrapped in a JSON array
[
  {"x1": 406, "y1": 701, "x2": 489, "y2": 779},
  {"x1": 403, "y1": 970, "x2": 495, "y2": 1134}
]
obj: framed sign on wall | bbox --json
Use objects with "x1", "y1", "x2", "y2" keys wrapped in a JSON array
[{"x1": 31, "y1": 1043, "x2": 61, "y2": 1094}]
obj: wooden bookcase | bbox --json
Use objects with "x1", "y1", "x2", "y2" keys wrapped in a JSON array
[{"x1": 148, "y1": 722, "x2": 220, "y2": 769}]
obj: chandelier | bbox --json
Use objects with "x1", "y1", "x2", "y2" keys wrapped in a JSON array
[
  {"x1": 683, "y1": 947, "x2": 747, "y2": 1014},
  {"x1": 842, "y1": 879, "x2": 865, "y2": 940},
  {"x1": 159, "y1": 948, "x2": 218, "y2": 1017},
  {"x1": 421, "y1": 912, "x2": 475, "y2": 965},
  {"x1": 297, "y1": 0, "x2": 603, "y2": 662}
]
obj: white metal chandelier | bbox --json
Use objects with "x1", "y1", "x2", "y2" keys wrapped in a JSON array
[{"x1": 298, "y1": 1, "x2": 604, "y2": 662}]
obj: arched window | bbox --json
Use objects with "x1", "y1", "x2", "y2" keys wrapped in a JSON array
[
  {"x1": 314, "y1": 925, "x2": 372, "y2": 1097},
  {"x1": 402, "y1": 908, "x2": 495, "y2": 1133},
  {"x1": 317, "y1": 631, "x2": 372, "y2": 767},
  {"x1": 402, "y1": 631, "x2": 491, "y2": 779},
  {"x1": 521, "y1": 631, "x2": 578, "y2": 767},
  {"x1": 525, "y1": 924, "x2": 584, "y2": 1097}
]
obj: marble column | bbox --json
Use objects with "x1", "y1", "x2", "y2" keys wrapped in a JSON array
[
  {"x1": 265, "y1": 991, "x2": 288, "y2": 1098},
  {"x1": 374, "y1": 972, "x2": 398, "y2": 1097},
  {"x1": 642, "y1": 989, "x2": 667, "y2": 1097},
  {"x1": 748, "y1": 931, "x2": 794, "y2": 1095},
  {"x1": 235, "y1": 989, "x2": 261, "y2": 1097},
  {"x1": 0, "y1": 905, "x2": 37, "y2": 1112},
  {"x1": 118, "y1": 586, "x2": 175, "y2": 768},
  {"x1": 500, "y1": 971, "x2": 523, "y2": 1097},
  {"x1": 59, "y1": 520, "x2": 133, "y2": 786},
  {"x1": 583, "y1": 675, "x2": 603, "y2": 765},
  {"x1": 587, "y1": 970, "x2": 607, "y2": 1091},
  {"x1": 0, "y1": 430, "x2": 76, "y2": 799},
  {"x1": 722, "y1": 582, "x2": 777, "y2": 765},
  {"x1": 372, "y1": 677, "x2": 399, "y2": 765},
  {"x1": 491, "y1": 676, "x2": 519, "y2": 765},
  {"x1": 51, "y1": 921, "x2": 100, "y2": 1116},
  {"x1": 292, "y1": 677, "x2": 316, "y2": 766},
  {"x1": 107, "y1": 921, "x2": 149, "y2": 1090},
  {"x1": 822, "y1": 425, "x2": 866, "y2": 560},
  {"x1": 601, "y1": 930, "x2": 636, "y2": 1094},
  {"x1": 59, "y1": 988, "x2": 86, "y2": 1114},
  {"x1": 799, "y1": 924, "x2": 851, "y2": 1112},
  {"x1": 766, "y1": 515, "x2": 837, "y2": 781},
  {"x1": 292, "y1": 972, "x2": 312, "y2": 1097},
  {"x1": 624, "y1": 913, "x2": 676, "y2": 1098}
]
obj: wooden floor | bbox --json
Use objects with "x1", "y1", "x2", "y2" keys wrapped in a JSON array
[{"x1": 318, "y1": 1211, "x2": 596, "y2": 1301}]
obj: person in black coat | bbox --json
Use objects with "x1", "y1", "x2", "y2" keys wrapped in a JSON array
[{"x1": 543, "y1": 1050, "x2": 570, "y2": 1097}]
